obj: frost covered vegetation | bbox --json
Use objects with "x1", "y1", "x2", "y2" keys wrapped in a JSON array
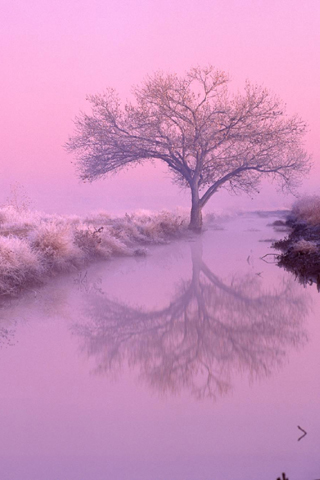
[
  {"x1": 273, "y1": 196, "x2": 320, "y2": 288},
  {"x1": 291, "y1": 195, "x2": 320, "y2": 226},
  {"x1": 0, "y1": 206, "x2": 188, "y2": 297}
]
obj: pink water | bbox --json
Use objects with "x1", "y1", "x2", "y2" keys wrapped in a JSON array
[{"x1": 0, "y1": 212, "x2": 319, "y2": 480}]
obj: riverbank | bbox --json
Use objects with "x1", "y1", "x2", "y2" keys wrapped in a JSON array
[
  {"x1": 273, "y1": 196, "x2": 320, "y2": 288},
  {"x1": 0, "y1": 206, "x2": 188, "y2": 297}
]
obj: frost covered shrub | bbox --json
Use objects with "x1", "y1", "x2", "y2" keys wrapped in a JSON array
[
  {"x1": 127, "y1": 210, "x2": 188, "y2": 242},
  {"x1": 100, "y1": 232, "x2": 132, "y2": 256},
  {"x1": 157, "y1": 211, "x2": 187, "y2": 236},
  {"x1": 30, "y1": 223, "x2": 83, "y2": 271},
  {"x1": 74, "y1": 226, "x2": 104, "y2": 258},
  {"x1": 110, "y1": 221, "x2": 145, "y2": 244},
  {"x1": 292, "y1": 196, "x2": 320, "y2": 225},
  {"x1": 74, "y1": 225, "x2": 125, "y2": 259},
  {"x1": 0, "y1": 206, "x2": 39, "y2": 236},
  {"x1": 292, "y1": 239, "x2": 318, "y2": 254},
  {"x1": 0, "y1": 236, "x2": 42, "y2": 295}
]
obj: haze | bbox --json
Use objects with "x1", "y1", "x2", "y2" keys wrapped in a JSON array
[{"x1": 1, "y1": 0, "x2": 319, "y2": 214}]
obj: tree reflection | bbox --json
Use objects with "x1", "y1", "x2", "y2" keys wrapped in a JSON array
[
  {"x1": 74, "y1": 240, "x2": 309, "y2": 400},
  {"x1": 0, "y1": 323, "x2": 16, "y2": 347}
]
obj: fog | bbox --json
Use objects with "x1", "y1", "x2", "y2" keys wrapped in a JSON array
[
  {"x1": 1, "y1": 2, "x2": 320, "y2": 479},
  {"x1": 1, "y1": 0, "x2": 319, "y2": 216}
]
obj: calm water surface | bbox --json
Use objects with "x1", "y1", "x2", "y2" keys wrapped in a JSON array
[{"x1": 0, "y1": 213, "x2": 319, "y2": 480}]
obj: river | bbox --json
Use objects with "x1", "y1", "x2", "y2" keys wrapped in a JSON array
[{"x1": 0, "y1": 212, "x2": 319, "y2": 480}]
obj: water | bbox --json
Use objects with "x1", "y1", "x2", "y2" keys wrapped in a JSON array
[{"x1": 0, "y1": 212, "x2": 319, "y2": 480}]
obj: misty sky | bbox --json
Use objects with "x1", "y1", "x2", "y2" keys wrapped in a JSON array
[{"x1": 1, "y1": 0, "x2": 319, "y2": 214}]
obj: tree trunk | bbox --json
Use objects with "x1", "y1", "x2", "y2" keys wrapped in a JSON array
[{"x1": 189, "y1": 186, "x2": 203, "y2": 232}]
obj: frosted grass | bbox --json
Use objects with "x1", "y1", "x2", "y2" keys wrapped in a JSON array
[
  {"x1": 292, "y1": 195, "x2": 320, "y2": 225},
  {"x1": 0, "y1": 206, "x2": 188, "y2": 296}
]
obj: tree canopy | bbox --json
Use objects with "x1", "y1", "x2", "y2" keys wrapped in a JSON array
[{"x1": 66, "y1": 66, "x2": 311, "y2": 230}]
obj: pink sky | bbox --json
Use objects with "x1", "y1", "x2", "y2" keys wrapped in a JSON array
[{"x1": 1, "y1": 0, "x2": 319, "y2": 214}]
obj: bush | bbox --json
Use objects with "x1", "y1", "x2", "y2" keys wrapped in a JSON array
[
  {"x1": 0, "y1": 236, "x2": 42, "y2": 295},
  {"x1": 30, "y1": 223, "x2": 83, "y2": 271},
  {"x1": 292, "y1": 239, "x2": 318, "y2": 253},
  {"x1": 292, "y1": 196, "x2": 320, "y2": 225}
]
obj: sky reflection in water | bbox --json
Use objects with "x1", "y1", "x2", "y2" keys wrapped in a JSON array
[{"x1": 0, "y1": 213, "x2": 319, "y2": 480}]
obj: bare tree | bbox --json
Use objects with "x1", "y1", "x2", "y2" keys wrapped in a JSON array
[{"x1": 66, "y1": 66, "x2": 311, "y2": 231}]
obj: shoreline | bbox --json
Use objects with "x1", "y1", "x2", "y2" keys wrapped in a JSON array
[
  {"x1": 273, "y1": 215, "x2": 320, "y2": 289},
  {"x1": 0, "y1": 207, "x2": 188, "y2": 298}
]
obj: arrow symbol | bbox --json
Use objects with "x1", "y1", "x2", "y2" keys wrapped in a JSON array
[{"x1": 297, "y1": 425, "x2": 307, "y2": 441}]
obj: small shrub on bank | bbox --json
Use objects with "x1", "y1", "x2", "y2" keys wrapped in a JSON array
[
  {"x1": 292, "y1": 196, "x2": 320, "y2": 225},
  {"x1": 30, "y1": 223, "x2": 83, "y2": 271},
  {"x1": 273, "y1": 196, "x2": 320, "y2": 289},
  {"x1": 74, "y1": 226, "x2": 105, "y2": 259},
  {"x1": 292, "y1": 239, "x2": 318, "y2": 254},
  {"x1": 0, "y1": 236, "x2": 42, "y2": 296}
]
